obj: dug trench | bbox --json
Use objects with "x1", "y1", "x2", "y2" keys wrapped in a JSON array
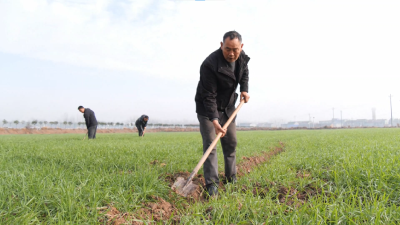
[
  {"x1": 164, "y1": 141, "x2": 287, "y2": 202},
  {"x1": 98, "y1": 141, "x2": 325, "y2": 224}
]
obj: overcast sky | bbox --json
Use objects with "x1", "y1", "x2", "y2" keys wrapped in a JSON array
[{"x1": 1, "y1": 0, "x2": 400, "y2": 124}]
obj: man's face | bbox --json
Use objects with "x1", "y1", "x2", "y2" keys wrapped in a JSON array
[
  {"x1": 144, "y1": 118, "x2": 149, "y2": 122},
  {"x1": 220, "y1": 38, "x2": 243, "y2": 63},
  {"x1": 79, "y1": 108, "x2": 85, "y2": 113}
]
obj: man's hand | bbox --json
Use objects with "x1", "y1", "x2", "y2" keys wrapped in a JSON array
[
  {"x1": 213, "y1": 120, "x2": 227, "y2": 137},
  {"x1": 241, "y1": 92, "x2": 250, "y2": 103}
]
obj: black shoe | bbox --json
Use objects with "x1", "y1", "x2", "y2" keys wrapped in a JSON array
[
  {"x1": 226, "y1": 175, "x2": 237, "y2": 184},
  {"x1": 206, "y1": 184, "x2": 218, "y2": 197}
]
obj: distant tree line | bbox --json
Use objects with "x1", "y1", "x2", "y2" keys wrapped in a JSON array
[
  {"x1": 1, "y1": 119, "x2": 197, "y2": 130},
  {"x1": 1, "y1": 119, "x2": 136, "y2": 129}
]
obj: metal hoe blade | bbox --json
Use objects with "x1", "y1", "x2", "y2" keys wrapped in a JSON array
[{"x1": 171, "y1": 177, "x2": 199, "y2": 197}]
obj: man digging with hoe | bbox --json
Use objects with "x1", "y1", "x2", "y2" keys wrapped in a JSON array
[{"x1": 173, "y1": 31, "x2": 250, "y2": 198}]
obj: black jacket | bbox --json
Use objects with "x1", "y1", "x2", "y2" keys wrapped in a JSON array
[
  {"x1": 195, "y1": 48, "x2": 250, "y2": 120},
  {"x1": 83, "y1": 108, "x2": 98, "y2": 129},
  {"x1": 135, "y1": 115, "x2": 149, "y2": 128}
]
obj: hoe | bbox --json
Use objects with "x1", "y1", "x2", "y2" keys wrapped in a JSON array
[
  {"x1": 83, "y1": 131, "x2": 88, "y2": 140},
  {"x1": 172, "y1": 99, "x2": 245, "y2": 197}
]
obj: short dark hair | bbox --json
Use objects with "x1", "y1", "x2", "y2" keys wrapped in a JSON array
[
  {"x1": 223, "y1": 31, "x2": 242, "y2": 43},
  {"x1": 78, "y1": 106, "x2": 84, "y2": 110}
]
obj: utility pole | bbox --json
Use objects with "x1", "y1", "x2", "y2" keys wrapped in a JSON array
[
  {"x1": 341, "y1": 110, "x2": 342, "y2": 128},
  {"x1": 390, "y1": 94, "x2": 393, "y2": 127}
]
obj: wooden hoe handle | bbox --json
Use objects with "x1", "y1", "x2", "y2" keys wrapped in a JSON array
[{"x1": 185, "y1": 99, "x2": 245, "y2": 186}]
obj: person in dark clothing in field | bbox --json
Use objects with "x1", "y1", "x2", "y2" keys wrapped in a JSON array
[
  {"x1": 135, "y1": 115, "x2": 149, "y2": 137},
  {"x1": 78, "y1": 106, "x2": 98, "y2": 139},
  {"x1": 194, "y1": 31, "x2": 250, "y2": 197}
]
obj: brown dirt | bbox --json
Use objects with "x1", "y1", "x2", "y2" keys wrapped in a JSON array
[
  {"x1": 97, "y1": 196, "x2": 179, "y2": 225},
  {"x1": 135, "y1": 196, "x2": 180, "y2": 224},
  {"x1": 98, "y1": 206, "x2": 135, "y2": 225}
]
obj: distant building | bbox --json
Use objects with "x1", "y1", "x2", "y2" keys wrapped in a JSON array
[
  {"x1": 280, "y1": 121, "x2": 314, "y2": 128},
  {"x1": 285, "y1": 121, "x2": 299, "y2": 128},
  {"x1": 344, "y1": 119, "x2": 387, "y2": 127},
  {"x1": 257, "y1": 123, "x2": 272, "y2": 128},
  {"x1": 238, "y1": 123, "x2": 257, "y2": 128},
  {"x1": 319, "y1": 119, "x2": 342, "y2": 128},
  {"x1": 280, "y1": 118, "x2": 388, "y2": 129},
  {"x1": 372, "y1": 119, "x2": 388, "y2": 127},
  {"x1": 297, "y1": 121, "x2": 312, "y2": 128},
  {"x1": 390, "y1": 118, "x2": 400, "y2": 127}
]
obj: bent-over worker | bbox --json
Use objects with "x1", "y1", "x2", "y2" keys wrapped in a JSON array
[
  {"x1": 78, "y1": 106, "x2": 98, "y2": 139},
  {"x1": 135, "y1": 115, "x2": 149, "y2": 137}
]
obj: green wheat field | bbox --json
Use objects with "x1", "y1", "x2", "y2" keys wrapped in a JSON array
[{"x1": 1, "y1": 129, "x2": 400, "y2": 224}]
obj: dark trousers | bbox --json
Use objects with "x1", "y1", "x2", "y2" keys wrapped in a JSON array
[
  {"x1": 136, "y1": 125, "x2": 144, "y2": 136},
  {"x1": 88, "y1": 125, "x2": 97, "y2": 139},
  {"x1": 197, "y1": 113, "x2": 237, "y2": 186}
]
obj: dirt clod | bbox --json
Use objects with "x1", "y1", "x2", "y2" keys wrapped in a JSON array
[
  {"x1": 296, "y1": 170, "x2": 311, "y2": 178},
  {"x1": 98, "y1": 196, "x2": 180, "y2": 225},
  {"x1": 98, "y1": 206, "x2": 133, "y2": 225},
  {"x1": 166, "y1": 172, "x2": 205, "y2": 201},
  {"x1": 150, "y1": 160, "x2": 167, "y2": 168},
  {"x1": 150, "y1": 160, "x2": 159, "y2": 165},
  {"x1": 135, "y1": 196, "x2": 180, "y2": 223},
  {"x1": 238, "y1": 202, "x2": 243, "y2": 211}
]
